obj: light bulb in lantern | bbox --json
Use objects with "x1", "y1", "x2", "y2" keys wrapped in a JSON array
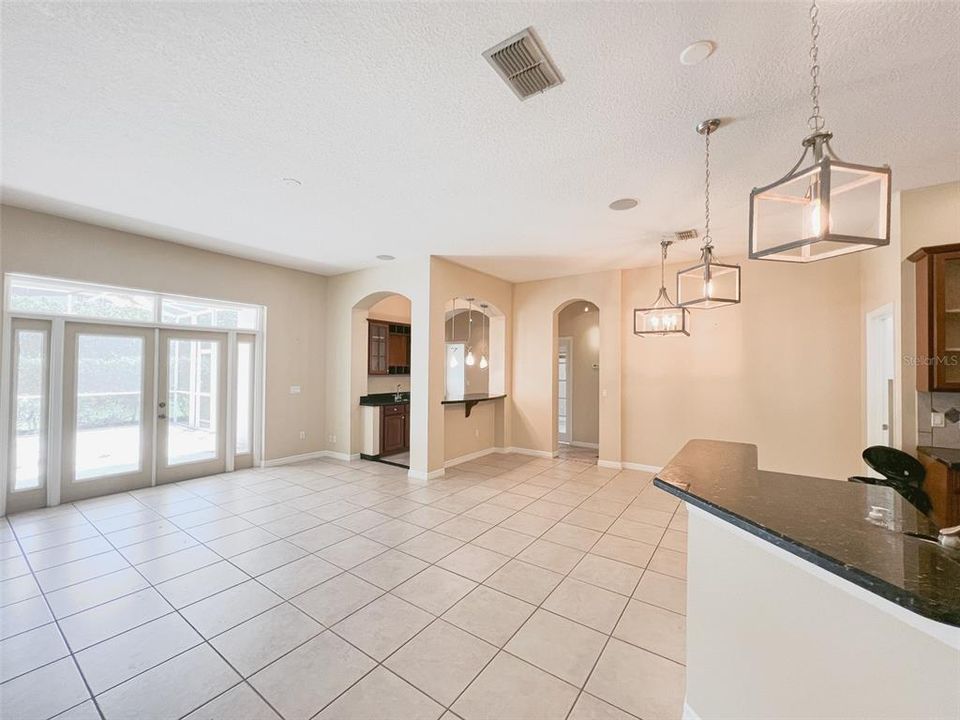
[
  {"x1": 465, "y1": 349, "x2": 475, "y2": 366},
  {"x1": 479, "y1": 354, "x2": 488, "y2": 370}
]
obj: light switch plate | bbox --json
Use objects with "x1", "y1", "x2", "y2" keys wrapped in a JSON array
[
  {"x1": 290, "y1": 385, "x2": 301, "y2": 394},
  {"x1": 932, "y1": 411, "x2": 945, "y2": 428}
]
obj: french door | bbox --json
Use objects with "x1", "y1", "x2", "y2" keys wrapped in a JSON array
[
  {"x1": 58, "y1": 325, "x2": 230, "y2": 501},
  {"x1": 156, "y1": 329, "x2": 227, "y2": 484},
  {"x1": 61, "y1": 323, "x2": 155, "y2": 502}
]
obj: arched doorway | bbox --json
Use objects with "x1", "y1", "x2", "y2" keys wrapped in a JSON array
[
  {"x1": 351, "y1": 292, "x2": 413, "y2": 468},
  {"x1": 554, "y1": 299, "x2": 600, "y2": 464}
]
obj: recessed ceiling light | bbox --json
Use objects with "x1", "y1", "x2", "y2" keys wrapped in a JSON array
[
  {"x1": 281, "y1": 177, "x2": 302, "y2": 186},
  {"x1": 680, "y1": 40, "x2": 716, "y2": 66},
  {"x1": 376, "y1": 254, "x2": 395, "y2": 261},
  {"x1": 609, "y1": 198, "x2": 638, "y2": 211}
]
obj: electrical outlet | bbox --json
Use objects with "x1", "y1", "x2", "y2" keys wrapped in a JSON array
[
  {"x1": 932, "y1": 412, "x2": 945, "y2": 428},
  {"x1": 299, "y1": 431, "x2": 306, "y2": 440},
  {"x1": 475, "y1": 428, "x2": 480, "y2": 438},
  {"x1": 328, "y1": 434, "x2": 336, "y2": 444}
]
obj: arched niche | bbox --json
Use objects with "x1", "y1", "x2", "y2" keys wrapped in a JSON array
[
  {"x1": 444, "y1": 298, "x2": 506, "y2": 400},
  {"x1": 553, "y1": 298, "x2": 600, "y2": 457}
]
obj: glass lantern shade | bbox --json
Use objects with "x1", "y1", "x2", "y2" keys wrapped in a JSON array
[
  {"x1": 749, "y1": 137, "x2": 891, "y2": 262},
  {"x1": 676, "y1": 248, "x2": 741, "y2": 309},
  {"x1": 634, "y1": 288, "x2": 689, "y2": 336}
]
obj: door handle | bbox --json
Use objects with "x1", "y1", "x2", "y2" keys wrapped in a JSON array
[{"x1": 158, "y1": 414, "x2": 167, "y2": 420}]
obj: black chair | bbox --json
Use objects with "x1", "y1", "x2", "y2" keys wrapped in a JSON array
[{"x1": 849, "y1": 446, "x2": 933, "y2": 515}]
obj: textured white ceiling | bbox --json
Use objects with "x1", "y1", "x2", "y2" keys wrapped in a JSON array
[{"x1": 2, "y1": 1, "x2": 959, "y2": 281}]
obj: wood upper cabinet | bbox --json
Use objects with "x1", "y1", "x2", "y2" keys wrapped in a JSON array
[
  {"x1": 368, "y1": 320, "x2": 411, "y2": 376},
  {"x1": 909, "y1": 243, "x2": 960, "y2": 392},
  {"x1": 368, "y1": 321, "x2": 389, "y2": 375},
  {"x1": 380, "y1": 403, "x2": 409, "y2": 456}
]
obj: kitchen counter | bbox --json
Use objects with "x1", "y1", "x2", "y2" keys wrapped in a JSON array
[
  {"x1": 654, "y1": 439, "x2": 960, "y2": 720},
  {"x1": 918, "y1": 445, "x2": 960, "y2": 470},
  {"x1": 359, "y1": 392, "x2": 409, "y2": 406},
  {"x1": 655, "y1": 439, "x2": 960, "y2": 627}
]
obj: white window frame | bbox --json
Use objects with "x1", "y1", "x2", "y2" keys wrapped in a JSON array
[{"x1": 1, "y1": 273, "x2": 268, "y2": 516}]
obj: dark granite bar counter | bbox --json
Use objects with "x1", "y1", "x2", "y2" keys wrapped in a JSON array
[
  {"x1": 918, "y1": 445, "x2": 960, "y2": 470},
  {"x1": 654, "y1": 439, "x2": 960, "y2": 628},
  {"x1": 359, "y1": 392, "x2": 409, "y2": 406}
]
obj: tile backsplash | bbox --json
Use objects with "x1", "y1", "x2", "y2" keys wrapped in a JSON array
[{"x1": 917, "y1": 391, "x2": 960, "y2": 448}]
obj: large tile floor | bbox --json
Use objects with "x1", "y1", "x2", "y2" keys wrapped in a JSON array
[{"x1": 0, "y1": 452, "x2": 687, "y2": 720}]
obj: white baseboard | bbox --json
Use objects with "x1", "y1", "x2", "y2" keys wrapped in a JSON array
[
  {"x1": 444, "y1": 447, "x2": 500, "y2": 468},
  {"x1": 501, "y1": 446, "x2": 558, "y2": 459},
  {"x1": 622, "y1": 461, "x2": 663, "y2": 473},
  {"x1": 570, "y1": 441, "x2": 600, "y2": 449},
  {"x1": 682, "y1": 701, "x2": 702, "y2": 720},
  {"x1": 597, "y1": 460, "x2": 622, "y2": 470},
  {"x1": 407, "y1": 467, "x2": 446, "y2": 481},
  {"x1": 262, "y1": 450, "x2": 358, "y2": 467},
  {"x1": 325, "y1": 451, "x2": 360, "y2": 462},
  {"x1": 262, "y1": 451, "x2": 328, "y2": 467}
]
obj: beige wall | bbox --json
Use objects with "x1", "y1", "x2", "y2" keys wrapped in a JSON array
[
  {"x1": 0, "y1": 205, "x2": 326, "y2": 462},
  {"x1": 512, "y1": 271, "x2": 623, "y2": 463},
  {"x1": 429, "y1": 258, "x2": 513, "y2": 469},
  {"x1": 558, "y1": 302, "x2": 600, "y2": 446},
  {"x1": 323, "y1": 260, "x2": 430, "y2": 472},
  {"x1": 622, "y1": 255, "x2": 863, "y2": 479},
  {"x1": 443, "y1": 401, "x2": 497, "y2": 464}
]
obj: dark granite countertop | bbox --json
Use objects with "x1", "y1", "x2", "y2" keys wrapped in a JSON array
[
  {"x1": 440, "y1": 394, "x2": 506, "y2": 405},
  {"x1": 654, "y1": 439, "x2": 960, "y2": 628},
  {"x1": 918, "y1": 445, "x2": 960, "y2": 470},
  {"x1": 358, "y1": 392, "x2": 409, "y2": 407}
]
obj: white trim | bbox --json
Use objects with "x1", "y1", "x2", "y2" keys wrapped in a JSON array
[
  {"x1": 325, "y1": 451, "x2": 360, "y2": 462},
  {"x1": 557, "y1": 335, "x2": 573, "y2": 444},
  {"x1": 150, "y1": 328, "x2": 159, "y2": 487},
  {"x1": 622, "y1": 461, "x2": 663, "y2": 473},
  {"x1": 693, "y1": 506, "x2": 960, "y2": 647},
  {"x1": 570, "y1": 441, "x2": 599, "y2": 449},
  {"x1": 443, "y1": 446, "x2": 499, "y2": 468},
  {"x1": 682, "y1": 701, "x2": 703, "y2": 720},
  {"x1": 408, "y1": 467, "x2": 445, "y2": 481},
  {"x1": 225, "y1": 330, "x2": 237, "y2": 473},
  {"x1": 261, "y1": 451, "x2": 329, "y2": 467},
  {"x1": 597, "y1": 459, "x2": 622, "y2": 470},
  {"x1": 501, "y1": 446, "x2": 558, "y2": 459},
  {"x1": 0, "y1": 294, "x2": 12, "y2": 516},
  {"x1": 46, "y1": 319, "x2": 64, "y2": 506}
]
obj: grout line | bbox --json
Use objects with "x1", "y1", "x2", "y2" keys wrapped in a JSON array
[{"x1": 2, "y1": 455, "x2": 684, "y2": 720}]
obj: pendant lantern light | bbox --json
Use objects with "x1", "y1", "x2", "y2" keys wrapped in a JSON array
[
  {"x1": 479, "y1": 303, "x2": 489, "y2": 370},
  {"x1": 748, "y1": 0, "x2": 890, "y2": 262},
  {"x1": 634, "y1": 240, "x2": 689, "y2": 336},
  {"x1": 677, "y1": 119, "x2": 741, "y2": 309},
  {"x1": 448, "y1": 298, "x2": 459, "y2": 368},
  {"x1": 464, "y1": 298, "x2": 476, "y2": 367}
]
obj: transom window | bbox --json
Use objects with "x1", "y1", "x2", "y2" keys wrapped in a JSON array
[{"x1": 6, "y1": 274, "x2": 262, "y2": 331}]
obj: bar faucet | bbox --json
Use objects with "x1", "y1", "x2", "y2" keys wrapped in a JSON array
[{"x1": 395, "y1": 384, "x2": 403, "y2": 402}]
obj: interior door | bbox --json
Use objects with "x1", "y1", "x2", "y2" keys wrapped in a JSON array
[
  {"x1": 61, "y1": 323, "x2": 155, "y2": 502},
  {"x1": 157, "y1": 329, "x2": 227, "y2": 484},
  {"x1": 557, "y1": 337, "x2": 572, "y2": 444}
]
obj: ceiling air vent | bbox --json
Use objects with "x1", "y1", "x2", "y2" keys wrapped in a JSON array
[
  {"x1": 674, "y1": 229, "x2": 700, "y2": 242},
  {"x1": 483, "y1": 28, "x2": 563, "y2": 101}
]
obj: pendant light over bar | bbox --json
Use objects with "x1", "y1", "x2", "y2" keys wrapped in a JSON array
[
  {"x1": 635, "y1": 240, "x2": 689, "y2": 336},
  {"x1": 464, "y1": 297, "x2": 476, "y2": 367},
  {"x1": 677, "y1": 119, "x2": 741, "y2": 309},
  {"x1": 748, "y1": 0, "x2": 891, "y2": 262},
  {"x1": 479, "y1": 303, "x2": 489, "y2": 370}
]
